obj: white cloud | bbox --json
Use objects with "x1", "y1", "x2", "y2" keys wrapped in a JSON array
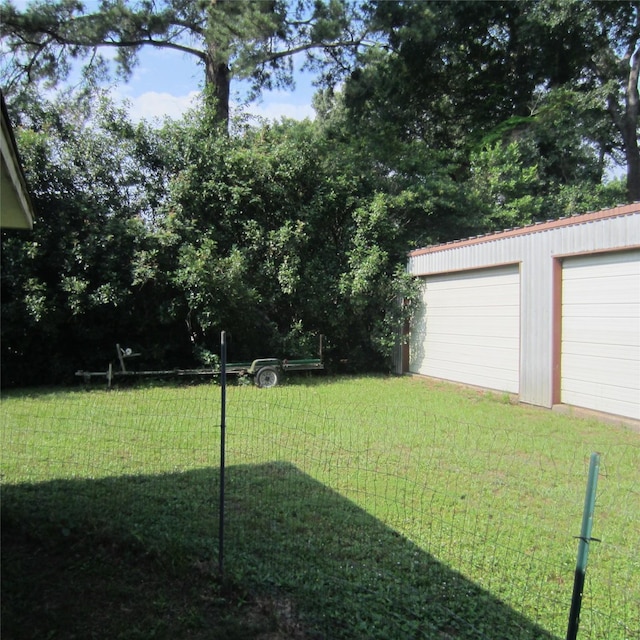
[
  {"x1": 117, "y1": 90, "x2": 314, "y2": 124},
  {"x1": 243, "y1": 100, "x2": 315, "y2": 122},
  {"x1": 121, "y1": 90, "x2": 201, "y2": 123},
  {"x1": 235, "y1": 73, "x2": 317, "y2": 123}
]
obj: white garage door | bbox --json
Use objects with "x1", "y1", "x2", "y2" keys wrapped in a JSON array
[
  {"x1": 410, "y1": 265, "x2": 520, "y2": 393},
  {"x1": 561, "y1": 250, "x2": 640, "y2": 420}
]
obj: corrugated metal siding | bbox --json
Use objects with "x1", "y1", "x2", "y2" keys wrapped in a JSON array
[{"x1": 407, "y1": 208, "x2": 640, "y2": 410}]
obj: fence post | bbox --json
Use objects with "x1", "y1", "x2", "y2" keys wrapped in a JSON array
[
  {"x1": 566, "y1": 452, "x2": 600, "y2": 640},
  {"x1": 218, "y1": 330, "x2": 227, "y2": 576}
]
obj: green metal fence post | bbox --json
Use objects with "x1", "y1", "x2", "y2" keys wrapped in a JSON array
[{"x1": 566, "y1": 452, "x2": 600, "y2": 640}]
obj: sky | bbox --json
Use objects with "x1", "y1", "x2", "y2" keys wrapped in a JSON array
[{"x1": 111, "y1": 46, "x2": 318, "y2": 124}]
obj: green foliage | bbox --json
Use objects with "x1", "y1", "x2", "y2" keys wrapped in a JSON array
[
  {"x1": 2, "y1": 89, "x2": 418, "y2": 384},
  {"x1": 1, "y1": 92, "x2": 181, "y2": 385},
  {"x1": 467, "y1": 89, "x2": 629, "y2": 231},
  {"x1": 193, "y1": 345, "x2": 220, "y2": 369},
  {"x1": 468, "y1": 139, "x2": 543, "y2": 230},
  {"x1": 2, "y1": 0, "x2": 636, "y2": 386},
  {"x1": 158, "y1": 110, "x2": 415, "y2": 366},
  {"x1": 347, "y1": 0, "x2": 638, "y2": 206}
]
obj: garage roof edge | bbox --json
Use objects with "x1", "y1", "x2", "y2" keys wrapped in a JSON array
[{"x1": 408, "y1": 203, "x2": 640, "y2": 258}]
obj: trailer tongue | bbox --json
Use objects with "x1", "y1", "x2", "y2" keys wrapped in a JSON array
[{"x1": 76, "y1": 343, "x2": 324, "y2": 388}]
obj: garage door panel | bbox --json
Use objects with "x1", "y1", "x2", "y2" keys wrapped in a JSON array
[
  {"x1": 562, "y1": 274, "x2": 639, "y2": 304},
  {"x1": 561, "y1": 383, "x2": 640, "y2": 420},
  {"x1": 561, "y1": 341, "x2": 640, "y2": 360},
  {"x1": 562, "y1": 302, "x2": 639, "y2": 319},
  {"x1": 562, "y1": 352, "x2": 640, "y2": 385},
  {"x1": 424, "y1": 354, "x2": 516, "y2": 375},
  {"x1": 426, "y1": 304, "x2": 519, "y2": 317},
  {"x1": 561, "y1": 250, "x2": 640, "y2": 419},
  {"x1": 562, "y1": 317, "x2": 640, "y2": 346},
  {"x1": 426, "y1": 334, "x2": 520, "y2": 350},
  {"x1": 424, "y1": 343, "x2": 519, "y2": 367},
  {"x1": 425, "y1": 292, "x2": 518, "y2": 309},
  {"x1": 427, "y1": 267, "x2": 518, "y2": 288},
  {"x1": 426, "y1": 284, "x2": 520, "y2": 304},
  {"x1": 562, "y1": 377, "x2": 639, "y2": 401},
  {"x1": 561, "y1": 389, "x2": 640, "y2": 420},
  {"x1": 423, "y1": 361, "x2": 519, "y2": 394},
  {"x1": 411, "y1": 265, "x2": 520, "y2": 393},
  {"x1": 563, "y1": 251, "x2": 640, "y2": 274},
  {"x1": 427, "y1": 316, "x2": 519, "y2": 335}
]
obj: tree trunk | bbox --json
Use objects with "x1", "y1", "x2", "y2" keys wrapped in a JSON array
[
  {"x1": 204, "y1": 51, "x2": 231, "y2": 131},
  {"x1": 625, "y1": 131, "x2": 640, "y2": 203},
  {"x1": 624, "y1": 46, "x2": 640, "y2": 202}
]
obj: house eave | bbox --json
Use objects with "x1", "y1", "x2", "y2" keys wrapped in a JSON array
[{"x1": 1, "y1": 93, "x2": 34, "y2": 230}]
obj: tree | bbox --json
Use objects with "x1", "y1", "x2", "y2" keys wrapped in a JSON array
[
  {"x1": 525, "y1": 0, "x2": 640, "y2": 201},
  {"x1": 345, "y1": 0, "x2": 638, "y2": 208},
  {"x1": 1, "y1": 0, "x2": 369, "y2": 129},
  {"x1": 149, "y1": 103, "x2": 421, "y2": 368},
  {"x1": 585, "y1": 0, "x2": 640, "y2": 202},
  {"x1": 466, "y1": 132, "x2": 626, "y2": 232},
  {"x1": 0, "y1": 91, "x2": 177, "y2": 385},
  {"x1": 3, "y1": 80, "x2": 426, "y2": 386}
]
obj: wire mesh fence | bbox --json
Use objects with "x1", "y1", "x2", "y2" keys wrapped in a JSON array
[{"x1": 1, "y1": 376, "x2": 638, "y2": 639}]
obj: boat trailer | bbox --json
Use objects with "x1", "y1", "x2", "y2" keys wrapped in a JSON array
[{"x1": 76, "y1": 340, "x2": 324, "y2": 389}]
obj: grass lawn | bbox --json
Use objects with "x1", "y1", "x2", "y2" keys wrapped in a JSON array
[{"x1": 2, "y1": 374, "x2": 638, "y2": 639}]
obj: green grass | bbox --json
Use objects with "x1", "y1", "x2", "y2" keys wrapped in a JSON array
[{"x1": 2, "y1": 375, "x2": 639, "y2": 639}]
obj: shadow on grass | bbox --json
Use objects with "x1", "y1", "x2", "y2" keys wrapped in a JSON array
[{"x1": 2, "y1": 463, "x2": 558, "y2": 640}]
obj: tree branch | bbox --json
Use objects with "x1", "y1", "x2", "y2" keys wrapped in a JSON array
[{"x1": 258, "y1": 37, "x2": 369, "y2": 66}]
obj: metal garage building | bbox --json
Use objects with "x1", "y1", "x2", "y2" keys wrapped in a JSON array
[{"x1": 404, "y1": 204, "x2": 640, "y2": 421}]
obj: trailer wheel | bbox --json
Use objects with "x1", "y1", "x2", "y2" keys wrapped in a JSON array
[{"x1": 255, "y1": 366, "x2": 280, "y2": 388}]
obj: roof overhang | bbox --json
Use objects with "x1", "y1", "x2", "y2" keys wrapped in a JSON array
[{"x1": 1, "y1": 93, "x2": 34, "y2": 230}]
